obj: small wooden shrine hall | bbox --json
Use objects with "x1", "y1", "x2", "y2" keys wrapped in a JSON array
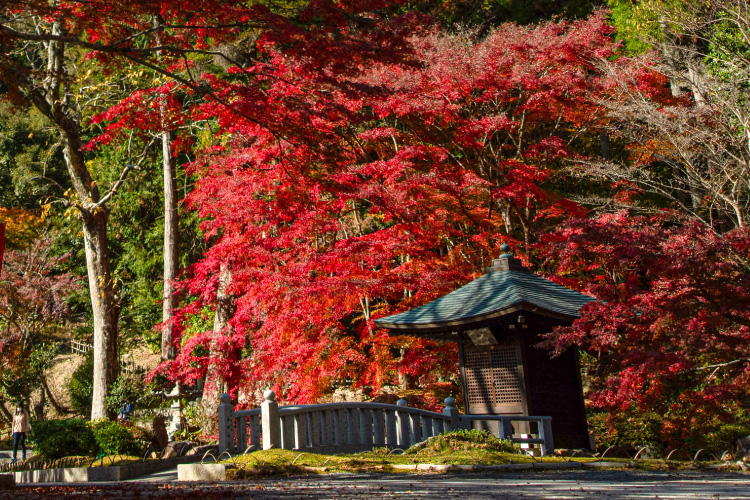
[{"x1": 374, "y1": 244, "x2": 596, "y2": 449}]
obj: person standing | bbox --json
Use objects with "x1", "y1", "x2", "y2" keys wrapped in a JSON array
[{"x1": 11, "y1": 403, "x2": 29, "y2": 463}]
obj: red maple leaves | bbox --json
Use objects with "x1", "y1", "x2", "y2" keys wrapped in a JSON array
[
  {"x1": 540, "y1": 212, "x2": 750, "y2": 445},
  {"x1": 153, "y1": 12, "x2": 620, "y2": 405}
]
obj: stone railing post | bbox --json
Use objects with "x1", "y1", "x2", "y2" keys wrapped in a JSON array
[
  {"x1": 261, "y1": 390, "x2": 281, "y2": 450},
  {"x1": 540, "y1": 416, "x2": 554, "y2": 456},
  {"x1": 501, "y1": 417, "x2": 514, "y2": 440},
  {"x1": 396, "y1": 399, "x2": 410, "y2": 448},
  {"x1": 217, "y1": 393, "x2": 235, "y2": 454},
  {"x1": 442, "y1": 397, "x2": 460, "y2": 431}
]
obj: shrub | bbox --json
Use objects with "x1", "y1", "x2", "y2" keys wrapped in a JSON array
[
  {"x1": 105, "y1": 371, "x2": 169, "y2": 417},
  {"x1": 90, "y1": 419, "x2": 141, "y2": 456},
  {"x1": 404, "y1": 429, "x2": 518, "y2": 455},
  {"x1": 68, "y1": 351, "x2": 94, "y2": 416},
  {"x1": 587, "y1": 409, "x2": 664, "y2": 453},
  {"x1": 704, "y1": 423, "x2": 750, "y2": 453},
  {"x1": 104, "y1": 371, "x2": 144, "y2": 416},
  {"x1": 28, "y1": 418, "x2": 97, "y2": 460}
]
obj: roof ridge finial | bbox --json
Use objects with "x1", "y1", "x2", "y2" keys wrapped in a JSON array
[
  {"x1": 488, "y1": 242, "x2": 526, "y2": 272},
  {"x1": 500, "y1": 242, "x2": 512, "y2": 255}
]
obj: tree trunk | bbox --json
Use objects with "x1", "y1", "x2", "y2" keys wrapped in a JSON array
[
  {"x1": 661, "y1": 21, "x2": 707, "y2": 217},
  {"x1": 81, "y1": 206, "x2": 120, "y2": 420},
  {"x1": 600, "y1": 132, "x2": 612, "y2": 161},
  {"x1": 200, "y1": 264, "x2": 234, "y2": 432},
  {"x1": 398, "y1": 348, "x2": 417, "y2": 390},
  {"x1": 161, "y1": 130, "x2": 179, "y2": 360},
  {"x1": 54, "y1": 88, "x2": 119, "y2": 422},
  {"x1": 21, "y1": 21, "x2": 122, "y2": 422},
  {"x1": 0, "y1": 401, "x2": 12, "y2": 426},
  {"x1": 34, "y1": 386, "x2": 45, "y2": 421},
  {"x1": 155, "y1": 15, "x2": 179, "y2": 361}
]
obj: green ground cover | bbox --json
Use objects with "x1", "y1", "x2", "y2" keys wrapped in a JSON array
[{"x1": 215, "y1": 432, "x2": 733, "y2": 478}]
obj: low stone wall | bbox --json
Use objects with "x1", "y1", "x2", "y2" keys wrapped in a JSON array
[
  {"x1": 13, "y1": 454, "x2": 201, "y2": 484},
  {"x1": 178, "y1": 463, "x2": 232, "y2": 481}
]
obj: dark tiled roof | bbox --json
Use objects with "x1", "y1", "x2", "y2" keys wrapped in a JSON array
[{"x1": 374, "y1": 255, "x2": 596, "y2": 331}]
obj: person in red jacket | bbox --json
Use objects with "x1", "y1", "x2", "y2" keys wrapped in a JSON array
[{"x1": 11, "y1": 403, "x2": 29, "y2": 463}]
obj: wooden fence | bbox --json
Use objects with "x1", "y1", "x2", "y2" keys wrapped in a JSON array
[
  {"x1": 70, "y1": 341, "x2": 144, "y2": 376},
  {"x1": 218, "y1": 391, "x2": 554, "y2": 456},
  {"x1": 70, "y1": 339, "x2": 93, "y2": 355}
]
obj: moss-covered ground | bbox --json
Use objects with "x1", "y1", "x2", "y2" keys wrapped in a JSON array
[{"x1": 216, "y1": 430, "x2": 732, "y2": 479}]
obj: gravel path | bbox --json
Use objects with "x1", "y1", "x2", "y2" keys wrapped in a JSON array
[{"x1": 2, "y1": 470, "x2": 749, "y2": 499}]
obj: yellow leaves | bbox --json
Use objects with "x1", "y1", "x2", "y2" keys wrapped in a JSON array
[
  {"x1": 27, "y1": 132, "x2": 33, "y2": 139},
  {"x1": 124, "y1": 69, "x2": 145, "y2": 81},
  {"x1": 85, "y1": 159, "x2": 98, "y2": 176},
  {"x1": 61, "y1": 189, "x2": 82, "y2": 221},
  {"x1": 63, "y1": 206, "x2": 77, "y2": 219},
  {"x1": 40, "y1": 203, "x2": 52, "y2": 220},
  {"x1": 0, "y1": 208, "x2": 42, "y2": 249}
]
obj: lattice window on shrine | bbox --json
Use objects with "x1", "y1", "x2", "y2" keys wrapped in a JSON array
[
  {"x1": 491, "y1": 346, "x2": 523, "y2": 404},
  {"x1": 464, "y1": 339, "x2": 525, "y2": 414}
]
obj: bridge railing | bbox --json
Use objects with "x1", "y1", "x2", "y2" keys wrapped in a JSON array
[{"x1": 217, "y1": 391, "x2": 554, "y2": 456}]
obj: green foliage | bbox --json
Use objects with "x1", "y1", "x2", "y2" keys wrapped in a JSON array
[
  {"x1": 606, "y1": 0, "x2": 652, "y2": 53},
  {"x1": 0, "y1": 102, "x2": 68, "y2": 209},
  {"x1": 173, "y1": 399, "x2": 202, "y2": 442},
  {"x1": 681, "y1": 407, "x2": 750, "y2": 451},
  {"x1": 705, "y1": 10, "x2": 750, "y2": 86},
  {"x1": 88, "y1": 144, "x2": 207, "y2": 349},
  {"x1": 104, "y1": 370, "x2": 164, "y2": 415},
  {"x1": 28, "y1": 417, "x2": 143, "y2": 460},
  {"x1": 485, "y1": 0, "x2": 597, "y2": 24},
  {"x1": 705, "y1": 423, "x2": 750, "y2": 453},
  {"x1": 28, "y1": 418, "x2": 97, "y2": 460},
  {"x1": 90, "y1": 419, "x2": 141, "y2": 456},
  {"x1": 404, "y1": 429, "x2": 518, "y2": 455},
  {"x1": 0, "y1": 344, "x2": 59, "y2": 406},
  {"x1": 587, "y1": 409, "x2": 664, "y2": 453},
  {"x1": 589, "y1": 407, "x2": 750, "y2": 453},
  {"x1": 104, "y1": 371, "x2": 144, "y2": 415},
  {"x1": 421, "y1": 0, "x2": 599, "y2": 28},
  {"x1": 68, "y1": 352, "x2": 94, "y2": 416},
  {"x1": 605, "y1": 0, "x2": 716, "y2": 54}
]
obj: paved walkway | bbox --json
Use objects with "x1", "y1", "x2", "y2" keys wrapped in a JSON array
[
  {"x1": 0, "y1": 449, "x2": 34, "y2": 464},
  {"x1": 126, "y1": 467, "x2": 178, "y2": 482},
  {"x1": 3, "y1": 470, "x2": 749, "y2": 499}
]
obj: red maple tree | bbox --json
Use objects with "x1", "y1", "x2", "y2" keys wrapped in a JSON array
[
  {"x1": 159, "y1": 12, "x2": 620, "y2": 407},
  {"x1": 540, "y1": 211, "x2": 750, "y2": 446}
]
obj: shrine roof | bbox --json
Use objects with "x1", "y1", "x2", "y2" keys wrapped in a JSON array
[{"x1": 374, "y1": 248, "x2": 596, "y2": 333}]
